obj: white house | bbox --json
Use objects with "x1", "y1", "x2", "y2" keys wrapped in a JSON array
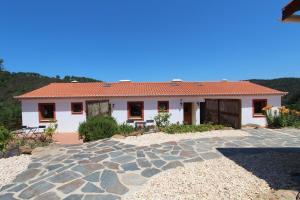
[{"x1": 15, "y1": 80, "x2": 286, "y2": 132}]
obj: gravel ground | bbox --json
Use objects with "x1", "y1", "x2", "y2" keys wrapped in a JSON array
[
  {"x1": 124, "y1": 156, "x2": 271, "y2": 200},
  {"x1": 114, "y1": 130, "x2": 249, "y2": 146},
  {"x1": 0, "y1": 155, "x2": 31, "y2": 188},
  {"x1": 124, "y1": 152, "x2": 300, "y2": 200}
]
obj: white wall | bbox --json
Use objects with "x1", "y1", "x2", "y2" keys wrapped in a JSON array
[
  {"x1": 110, "y1": 97, "x2": 203, "y2": 125},
  {"x1": 21, "y1": 95, "x2": 282, "y2": 132},
  {"x1": 22, "y1": 98, "x2": 87, "y2": 132},
  {"x1": 240, "y1": 95, "x2": 281, "y2": 126}
]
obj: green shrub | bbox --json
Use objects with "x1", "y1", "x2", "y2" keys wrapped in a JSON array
[
  {"x1": 163, "y1": 124, "x2": 224, "y2": 134},
  {"x1": 78, "y1": 116, "x2": 118, "y2": 142},
  {"x1": 118, "y1": 123, "x2": 135, "y2": 136},
  {"x1": 294, "y1": 121, "x2": 300, "y2": 129},
  {"x1": 43, "y1": 121, "x2": 58, "y2": 140},
  {"x1": 0, "y1": 125, "x2": 12, "y2": 152},
  {"x1": 154, "y1": 112, "x2": 171, "y2": 128},
  {"x1": 265, "y1": 107, "x2": 299, "y2": 128}
]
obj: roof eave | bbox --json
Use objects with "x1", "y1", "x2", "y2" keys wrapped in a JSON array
[{"x1": 15, "y1": 92, "x2": 288, "y2": 100}]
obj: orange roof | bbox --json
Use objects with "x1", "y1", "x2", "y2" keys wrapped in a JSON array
[{"x1": 15, "y1": 81, "x2": 286, "y2": 99}]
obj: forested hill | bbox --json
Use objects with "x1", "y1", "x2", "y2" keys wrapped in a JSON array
[
  {"x1": 0, "y1": 70, "x2": 101, "y2": 130},
  {"x1": 249, "y1": 78, "x2": 300, "y2": 110}
]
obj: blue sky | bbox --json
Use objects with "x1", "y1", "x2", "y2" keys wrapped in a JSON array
[{"x1": 1, "y1": 0, "x2": 299, "y2": 81}]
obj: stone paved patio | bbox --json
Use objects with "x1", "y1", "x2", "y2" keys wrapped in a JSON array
[{"x1": 0, "y1": 128, "x2": 299, "y2": 200}]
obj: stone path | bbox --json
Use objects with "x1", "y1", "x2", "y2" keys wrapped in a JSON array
[{"x1": 0, "y1": 128, "x2": 299, "y2": 200}]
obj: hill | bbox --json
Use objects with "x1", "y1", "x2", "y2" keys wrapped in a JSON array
[
  {"x1": 0, "y1": 70, "x2": 101, "y2": 130},
  {"x1": 249, "y1": 78, "x2": 300, "y2": 110}
]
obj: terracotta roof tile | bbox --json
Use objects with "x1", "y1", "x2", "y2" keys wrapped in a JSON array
[{"x1": 15, "y1": 81, "x2": 286, "y2": 99}]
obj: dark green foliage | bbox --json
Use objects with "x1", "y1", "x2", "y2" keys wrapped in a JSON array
[
  {"x1": 294, "y1": 121, "x2": 300, "y2": 129},
  {"x1": 78, "y1": 116, "x2": 118, "y2": 142},
  {"x1": 63, "y1": 75, "x2": 98, "y2": 83},
  {"x1": 249, "y1": 78, "x2": 300, "y2": 111},
  {"x1": 0, "y1": 65, "x2": 101, "y2": 131},
  {"x1": 286, "y1": 104, "x2": 300, "y2": 111},
  {"x1": 0, "y1": 59, "x2": 4, "y2": 71},
  {"x1": 0, "y1": 125, "x2": 12, "y2": 152},
  {"x1": 117, "y1": 123, "x2": 135, "y2": 136},
  {"x1": 163, "y1": 124, "x2": 224, "y2": 134}
]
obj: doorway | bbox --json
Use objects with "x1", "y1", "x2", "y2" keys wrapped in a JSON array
[
  {"x1": 200, "y1": 102, "x2": 206, "y2": 124},
  {"x1": 205, "y1": 99, "x2": 241, "y2": 129},
  {"x1": 183, "y1": 102, "x2": 192, "y2": 125}
]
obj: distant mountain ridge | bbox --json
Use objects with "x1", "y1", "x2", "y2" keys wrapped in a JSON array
[{"x1": 249, "y1": 77, "x2": 300, "y2": 110}]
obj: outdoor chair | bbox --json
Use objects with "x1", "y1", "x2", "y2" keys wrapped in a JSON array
[
  {"x1": 32, "y1": 125, "x2": 46, "y2": 138},
  {"x1": 135, "y1": 121, "x2": 146, "y2": 128},
  {"x1": 126, "y1": 119, "x2": 134, "y2": 123},
  {"x1": 12, "y1": 126, "x2": 30, "y2": 138},
  {"x1": 12, "y1": 125, "x2": 46, "y2": 139},
  {"x1": 145, "y1": 119, "x2": 155, "y2": 126}
]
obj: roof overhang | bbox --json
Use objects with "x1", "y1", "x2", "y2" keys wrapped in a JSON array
[
  {"x1": 282, "y1": 0, "x2": 300, "y2": 22},
  {"x1": 14, "y1": 92, "x2": 288, "y2": 100}
]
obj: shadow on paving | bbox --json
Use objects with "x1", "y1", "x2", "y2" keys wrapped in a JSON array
[{"x1": 217, "y1": 147, "x2": 300, "y2": 193}]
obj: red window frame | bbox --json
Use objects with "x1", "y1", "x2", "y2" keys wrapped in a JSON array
[
  {"x1": 38, "y1": 103, "x2": 56, "y2": 122},
  {"x1": 71, "y1": 102, "x2": 83, "y2": 114},
  {"x1": 127, "y1": 101, "x2": 144, "y2": 120},
  {"x1": 157, "y1": 101, "x2": 169, "y2": 112},
  {"x1": 252, "y1": 99, "x2": 267, "y2": 118}
]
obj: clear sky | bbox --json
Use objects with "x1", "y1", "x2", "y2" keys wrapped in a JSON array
[{"x1": 1, "y1": 0, "x2": 299, "y2": 82}]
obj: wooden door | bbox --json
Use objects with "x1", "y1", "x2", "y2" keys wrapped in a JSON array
[
  {"x1": 219, "y1": 99, "x2": 241, "y2": 129},
  {"x1": 183, "y1": 103, "x2": 192, "y2": 125},
  {"x1": 86, "y1": 101, "x2": 111, "y2": 118},
  {"x1": 205, "y1": 99, "x2": 241, "y2": 129}
]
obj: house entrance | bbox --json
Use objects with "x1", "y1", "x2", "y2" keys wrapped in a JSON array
[
  {"x1": 183, "y1": 102, "x2": 193, "y2": 125},
  {"x1": 205, "y1": 99, "x2": 241, "y2": 128}
]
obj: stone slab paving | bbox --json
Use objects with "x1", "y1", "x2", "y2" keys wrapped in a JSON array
[{"x1": 0, "y1": 128, "x2": 299, "y2": 200}]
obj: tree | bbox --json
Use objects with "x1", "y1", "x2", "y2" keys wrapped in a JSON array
[{"x1": 0, "y1": 58, "x2": 4, "y2": 71}]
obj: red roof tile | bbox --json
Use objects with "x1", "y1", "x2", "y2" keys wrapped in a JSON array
[{"x1": 15, "y1": 81, "x2": 286, "y2": 99}]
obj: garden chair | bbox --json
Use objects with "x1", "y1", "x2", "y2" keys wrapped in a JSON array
[
  {"x1": 145, "y1": 119, "x2": 155, "y2": 126},
  {"x1": 135, "y1": 121, "x2": 146, "y2": 129},
  {"x1": 145, "y1": 120, "x2": 156, "y2": 133},
  {"x1": 126, "y1": 119, "x2": 135, "y2": 127},
  {"x1": 13, "y1": 126, "x2": 31, "y2": 138},
  {"x1": 32, "y1": 125, "x2": 46, "y2": 138}
]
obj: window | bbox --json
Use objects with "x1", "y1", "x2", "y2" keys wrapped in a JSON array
[
  {"x1": 158, "y1": 101, "x2": 169, "y2": 112},
  {"x1": 128, "y1": 102, "x2": 144, "y2": 120},
  {"x1": 71, "y1": 102, "x2": 83, "y2": 114},
  {"x1": 253, "y1": 99, "x2": 267, "y2": 117},
  {"x1": 39, "y1": 103, "x2": 55, "y2": 122}
]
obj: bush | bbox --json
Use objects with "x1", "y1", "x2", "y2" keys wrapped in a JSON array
[
  {"x1": 154, "y1": 112, "x2": 171, "y2": 128},
  {"x1": 294, "y1": 121, "x2": 300, "y2": 129},
  {"x1": 43, "y1": 121, "x2": 57, "y2": 141},
  {"x1": 163, "y1": 124, "x2": 224, "y2": 134},
  {"x1": 78, "y1": 116, "x2": 118, "y2": 142},
  {"x1": 0, "y1": 125, "x2": 12, "y2": 152},
  {"x1": 118, "y1": 123, "x2": 135, "y2": 136},
  {"x1": 265, "y1": 106, "x2": 300, "y2": 128}
]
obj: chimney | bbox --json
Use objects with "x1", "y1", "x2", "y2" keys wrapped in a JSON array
[
  {"x1": 171, "y1": 79, "x2": 183, "y2": 82},
  {"x1": 119, "y1": 80, "x2": 131, "y2": 82}
]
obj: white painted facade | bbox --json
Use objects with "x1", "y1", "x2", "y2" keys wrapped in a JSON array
[{"x1": 21, "y1": 95, "x2": 282, "y2": 132}]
